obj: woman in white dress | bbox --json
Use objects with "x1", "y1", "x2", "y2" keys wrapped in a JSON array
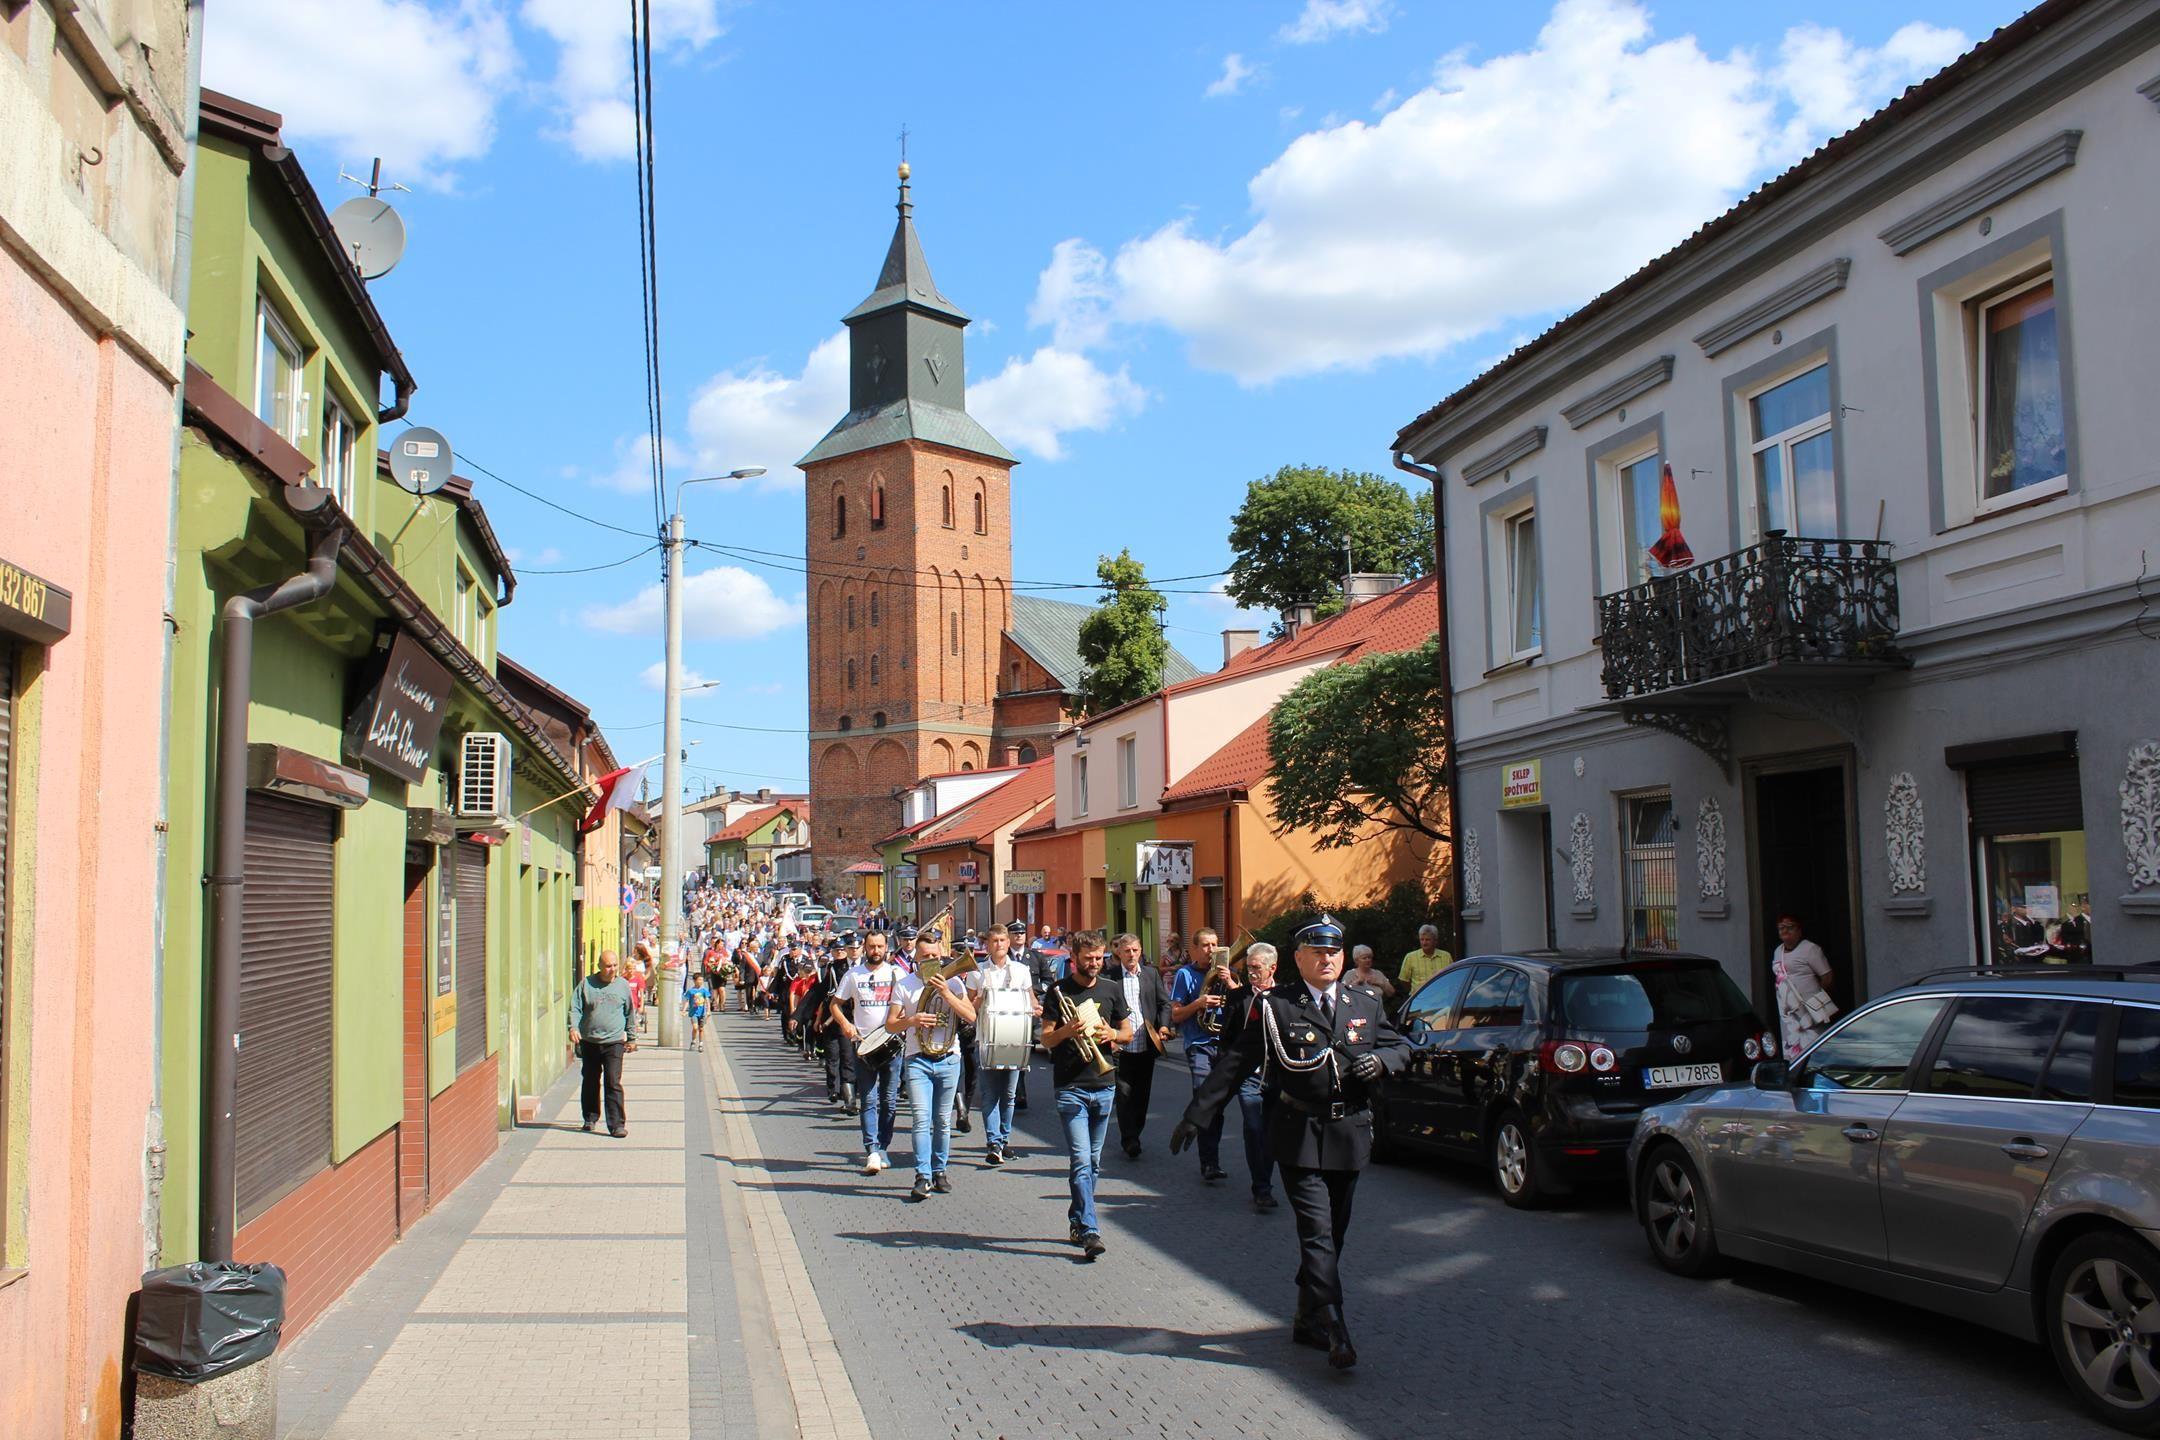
[{"x1": 1771, "y1": 914, "x2": 1836, "y2": 1063}]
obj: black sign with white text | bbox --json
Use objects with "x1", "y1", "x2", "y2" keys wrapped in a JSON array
[{"x1": 348, "y1": 630, "x2": 452, "y2": 785}]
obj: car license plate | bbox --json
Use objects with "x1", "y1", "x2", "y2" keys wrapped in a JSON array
[{"x1": 1644, "y1": 1063, "x2": 1724, "y2": 1089}]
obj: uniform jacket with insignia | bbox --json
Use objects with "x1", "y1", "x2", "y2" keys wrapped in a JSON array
[{"x1": 1183, "y1": 982, "x2": 1409, "y2": 1171}]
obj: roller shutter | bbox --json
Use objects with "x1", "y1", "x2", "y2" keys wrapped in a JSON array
[
  {"x1": 1966, "y1": 756, "x2": 2084, "y2": 836},
  {"x1": 236, "y1": 790, "x2": 336, "y2": 1222},
  {"x1": 455, "y1": 839, "x2": 490, "y2": 1072}
]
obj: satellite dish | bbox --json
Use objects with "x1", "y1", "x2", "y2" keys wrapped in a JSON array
[
  {"x1": 392, "y1": 426, "x2": 453, "y2": 496},
  {"x1": 330, "y1": 196, "x2": 407, "y2": 280}
]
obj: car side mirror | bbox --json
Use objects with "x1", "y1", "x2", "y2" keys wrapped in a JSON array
[{"x1": 1752, "y1": 1060, "x2": 1789, "y2": 1090}]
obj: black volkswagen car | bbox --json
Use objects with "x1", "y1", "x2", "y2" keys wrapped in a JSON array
[{"x1": 1373, "y1": 950, "x2": 1773, "y2": 1206}]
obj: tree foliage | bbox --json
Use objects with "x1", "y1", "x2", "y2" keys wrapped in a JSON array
[
  {"x1": 1250, "y1": 882, "x2": 1453, "y2": 985},
  {"x1": 1265, "y1": 636, "x2": 1451, "y2": 848},
  {"x1": 1076, "y1": 548, "x2": 1168, "y2": 717},
  {"x1": 1225, "y1": 465, "x2": 1432, "y2": 626}
]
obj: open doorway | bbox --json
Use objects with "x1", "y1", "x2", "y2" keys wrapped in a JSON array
[{"x1": 1748, "y1": 757, "x2": 1862, "y2": 1018}]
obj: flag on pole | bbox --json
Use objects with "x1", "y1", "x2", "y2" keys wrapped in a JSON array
[{"x1": 579, "y1": 763, "x2": 647, "y2": 834}]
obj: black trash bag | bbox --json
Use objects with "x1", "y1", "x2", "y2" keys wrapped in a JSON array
[{"x1": 133, "y1": 1262, "x2": 287, "y2": 1383}]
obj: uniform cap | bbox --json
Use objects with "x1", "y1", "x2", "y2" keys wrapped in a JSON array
[
  {"x1": 1003, "y1": 919, "x2": 1029, "y2": 937},
  {"x1": 895, "y1": 923, "x2": 919, "y2": 941},
  {"x1": 1294, "y1": 914, "x2": 1346, "y2": 949}
]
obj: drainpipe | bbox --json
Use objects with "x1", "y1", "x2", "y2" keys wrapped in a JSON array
[
  {"x1": 145, "y1": 0, "x2": 206, "y2": 1269},
  {"x1": 1394, "y1": 450, "x2": 1467, "y2": 962},
  {"x1": 202, "y1": 509, "x2": 343, "y2": 1263}
]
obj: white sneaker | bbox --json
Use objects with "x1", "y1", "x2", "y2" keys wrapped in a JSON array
[{"x1": 863, "y1": 1151, "x2": 885, "y2": 1175}]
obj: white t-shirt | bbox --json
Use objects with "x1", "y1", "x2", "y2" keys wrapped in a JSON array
[
  {"x1": 978, "y1": 958, "x2": 1034, "y2": 996},
  {"x1": 890, "y1": 972, "x2": 964, "y2": 1059},
  {"x1": 834, "y1": 962, "x2": 900, "y2": 1034}
]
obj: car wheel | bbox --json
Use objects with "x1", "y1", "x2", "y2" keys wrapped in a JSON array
[
  {"x1": 1637, "y1": 1143, "x2": 1722, "y2": 1278},
  {"x1": 2047, "y1": 1230, "x2": 2160, "y2": 1434},
  {"x1": 1490, "y1": 1107, "x2": 1545, "y2": 1209}
]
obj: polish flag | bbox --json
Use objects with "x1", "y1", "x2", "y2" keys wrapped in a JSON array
[{"x1": 578, "y1": 763, "x2": 646, "y2": 834}]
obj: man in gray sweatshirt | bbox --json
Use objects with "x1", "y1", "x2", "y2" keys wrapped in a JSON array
[{"x1": 570, "y1": 950, "x2": 638, "y2": 1136}]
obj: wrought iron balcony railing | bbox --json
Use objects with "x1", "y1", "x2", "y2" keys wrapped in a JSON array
[{"x1": 1597, "y1": 532, "x2": 1903, "y2": 701}]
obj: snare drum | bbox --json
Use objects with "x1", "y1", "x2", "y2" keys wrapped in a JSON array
[{"x1": 978, "y1": 991, "x2": 1034, "y2": 1071}]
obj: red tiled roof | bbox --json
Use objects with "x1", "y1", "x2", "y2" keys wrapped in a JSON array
[
  {"x1": 874, "y1": 812, "x2": 946, "y2": 846},
  {"x1": 844, "y1": 860, "x2": 883, "y2": 875},
  {"x1": 908, "y1": 759, "x2": 1054, "y2": 850},
  {"x1": 711, "y1": 801, "x2": 808, "y2": 843},
  {"x1": 1161, "y1": 578, "x2": 1439, "y2": 804}
]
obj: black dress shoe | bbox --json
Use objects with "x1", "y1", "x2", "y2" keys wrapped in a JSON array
[
  {"x1": 1253, "y1": 1189, "x2": 1279, "y2": 1212},
  {"x1": 1321, "y1": 1306, "x2": 1357, "y2": 1370},
  {"x1": 1202, "y1": 1165, "x2": 1227, "y2": 1183},
  {"x1": 1290, "y1": 1313, "x2": 1330, "y2": 1351},
  {"x1": 1122, "y1": 1140, "x2": 1142, "y2": 1160},
  {"x1": 955, "y1": 1111, "x2": 972, "y2": 1134}
]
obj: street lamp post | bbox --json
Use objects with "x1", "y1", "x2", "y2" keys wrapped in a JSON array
[{"x1": 659, "y1": 466, "x2": 765, "y2": 1047}]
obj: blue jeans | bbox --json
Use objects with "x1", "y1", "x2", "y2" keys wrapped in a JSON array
[
  {"x1": 1186, "y1": 1043, "x2": 1227, "y2": 1171},
  {"x1": 855, "y1": 1047, "x2": 903, "y2": 1155},
  {"x1": 980, "y1": 1064, "x2": 1023, "y2": 1151},
  {"x1": 1055, "y1": 1083, "x2": 1116, "y2": 1232},
  {"x1": 904, "y1": 1051, "x2": 962, "y2": 1179},
  {"x1": 1237, "y1": 1074, "x2": 1275, "y2": 1196}
]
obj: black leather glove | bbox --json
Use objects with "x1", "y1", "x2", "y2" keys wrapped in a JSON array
[
  {"x1": 1169, "y1": 1120, "x2": 1199, "y2": 1155},
  {"x1": 1351, "y1": 1052, "x2": 1385, "y2": 1082}
]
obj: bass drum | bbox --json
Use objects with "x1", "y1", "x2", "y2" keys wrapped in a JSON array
[{"x1": 977, "y1": 991, "x2": 1034, "y2": 1071}]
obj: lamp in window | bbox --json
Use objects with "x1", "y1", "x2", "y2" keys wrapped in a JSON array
[{"x1": 1647, "y1": 463, "x2": 1694, "y2": 572}]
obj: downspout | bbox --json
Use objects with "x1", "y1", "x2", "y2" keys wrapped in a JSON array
[
  {"x1": 376, "y1": 371, "x2": 413, "y2": 426},
  {"x1": 201, "y1": 507, "x2": 343, "y2": 1263},
  {"x1": 1393, "y1": 450, "x2": 1468, "y2": 962},
  {"x1": 146, "y1": 0, "x2": 206, "y2": 1269}
]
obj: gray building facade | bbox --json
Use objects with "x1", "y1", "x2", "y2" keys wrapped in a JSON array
[{"x1": 1396, "y1": 0, "x2": 2160, "y2": 1019}]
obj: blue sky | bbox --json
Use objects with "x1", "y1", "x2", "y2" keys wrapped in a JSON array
[{"x1": 204, "y1": 0, "x2": 2022, "y2": 799}]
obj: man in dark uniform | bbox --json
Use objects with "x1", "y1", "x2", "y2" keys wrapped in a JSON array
[{"x1": 1173, "y1": 916, "x2": 1408, "y2": 1370}]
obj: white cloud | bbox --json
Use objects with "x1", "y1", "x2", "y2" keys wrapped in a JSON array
[
  {"x1": 640, "y1": 660, "x2": 718, "y2": 693},
  {"x1": 1371, "y1": 87, "x2": 1399, "y2": 111},
  {"x1": 1280, "y1": 0, "x2": 1391, "y2": 45},
  {"x1": 200, "y1": 0, "x2": 515, "y2": 186},
  {"x1": 683, "y1": 331, "x2": 851, "y2": 490},
  {"x1": 1028, "y1": 239, "x2": 1116, "y2": 351},
  {"x1": 588, "y1": 431, "x2": 686, "y2": 495},
  {"x1": 1058, "y1": 0, "x2": 1964, "y2": 384},
  {"x1": 970, "y1": 348, "x2": 1147, "y2": 462},
  {"x1": 521, "y1": 0, "x2": 724, "y2": 161},
  {"x1": 1206, "y1": 53, "x2": 1260, "y2": 99},
  {"x1": 584, "y1": 566, "x2": 804, "y2": 640}
]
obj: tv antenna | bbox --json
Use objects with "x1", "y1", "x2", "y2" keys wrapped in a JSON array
[{"x1": 330, "y1": 158, "x2": 410, "y2": 280}]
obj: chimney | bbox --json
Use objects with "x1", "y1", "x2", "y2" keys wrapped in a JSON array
[
  {"x1": 1222, "y1": 628, "x2": 1261, "y2": 665},
  {"x1": 1344, "y1": 572, "x2": 1407, "y2": 607},
  {"x1": 1003, "y1": 744, "x2": 1024, "y2": 767},
  {"x1": 1282, "y1": 602, "x2": 1318, "y2": 637},
  {"x1": 757, "y1": 787, "x2": 773, "y2": 802}
]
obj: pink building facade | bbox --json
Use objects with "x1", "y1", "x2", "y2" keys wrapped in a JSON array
[{"x1": 0, "y1": 4, "x2": 193, "y2": 1436}]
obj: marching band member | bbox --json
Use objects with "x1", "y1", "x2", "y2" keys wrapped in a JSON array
[
  {"x1": 821, "y1": 937, "x2": 860, "y2": 1110},
  {"x1": 976, "y1": 920, "x2": 1041, "y2": 1166},
  {"x1": 1172, "y1": 916, "x2": 1409, "y2": 1369},
  {"x1": 1039, "y1": 931, "x2": 1133, "y2": 1260},
  {"x1": 832, "y1": 929, "x2": 905, "y2": 1175},
  {"x1": 1166, "y1": 927, "x2": 1232, "y2": 1183},
  {"x1": 886, "y1": 925, "x2": 977, "y2": 1200}
]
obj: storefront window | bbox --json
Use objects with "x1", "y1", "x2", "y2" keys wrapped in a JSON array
[
  {"x1": 1983, "y1": 830, "x2": 2094, "y2": 964},
  {"x1": 1622, "y1": 792, "x2": 1678, "y2": 951}
]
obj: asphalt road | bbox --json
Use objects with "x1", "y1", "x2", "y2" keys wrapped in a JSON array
[{"x1": 715, "y1": 1011, "x2": 2114, "y2": 1440}]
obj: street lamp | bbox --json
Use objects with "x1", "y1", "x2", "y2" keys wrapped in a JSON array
[{"x1": 658, "y1": 467, "x2": 764, "y2": 1048}]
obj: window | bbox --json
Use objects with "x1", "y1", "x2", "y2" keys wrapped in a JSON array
[
  {"x1": 1405, "y1": 967, "x2": 1474, "y2": 1034},
  {"x1": 1975, "y1": 273, "x2": 2066, "y2": 509},
  {"x1": 1966, "y1": 753, "x2": 2094, "y2": 966},
  {"x1": 1556, "y1": 965, "x2": 1752, "y2": 1030},
  {"x1": 474, "y1": 595, "x2": 493, "y2": 660},
  {"x1": 973, "y1": 488, "x2": 986, "y2": 534},
  {"x1": 1614, "y1": 450, "x2": 1664, "y2": 584},
  {"x1": 1009, "y1": 660, "x2": 1022, "y2": 691},
  {"x1": 846, "y1": 658, "x2": 856, "y2": 690},
  {"x1": 1117, "y1": 736, "x2": 1137, "y2": 808},
  {"x1": 942, "y1": 483, "x2": 954, "y2": 528},
  {"x1": 454, "y1": 566, "x2": 475, "y2": 648},
  {"x1": 1458, "y1": 968, "x2": 1526, "y2": 1029},
  {"x1": 1747, "y1": 363, "x2": 1836, "y2": 538},
  {"x1": 1621, "y1": 793, "x2": 1677, "y2": 951},
  {"x1": 950, "y1": 612, "x2": 960, "y2": 656},
  {"x1": 1924, "y1": 996, "x2": 2072, "y2": 1098},
  {"x1": 2112, "y1": 1009, "x2": 2160, "y2": 1109},
  {"x1": 1075, "y1": 755, "x2": 1089, "y2": 816},
  {"x1": 838, "y1": 715, "x2": 852, "y2": 731},
  {"x1": 846, "y1": 594, "x2": 856, "y2": 630},
  {"x1": 319, "y1": 398, "x2": 358, "y2": 512},
  {"x1": 869, "y1": 653, "x2": 880, "y2": 687},
  {"x1": 254, "y1": 300, "x2": 304, "y2": 442},
  {"x1": 2041, "y1": 1004, "x2": 2101, "y2": 1102},
  {"x1": 870, "y1": 481, "x2": 885, "y2": 529},
  {"x1": 871, "y1": 711, "x2": 886, "y2": 728},
  {"x1": 1799, "y1": 997, "x2": 1949, "y2": 1090},
  {"x1": 869, "y1": 593, "x2": 880, "y2": 628},
  {"x1": 834, "y1": 492, "x2": 847, "y2": 538},
  {"x1": 1017, "y1": 742, "x2": 1037, "y2": 764},
  {"x1": 1504, "y1": 509, "x2": 1541, "y2": 659}
]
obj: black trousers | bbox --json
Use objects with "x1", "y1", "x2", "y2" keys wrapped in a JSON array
[
  {"x1": 957, "y1": 1035, "x2": 979, "y2": 1119},
  {"x1": 1281, "y1": 1164, "x2": 1360, "y2": 1312},
  {"x1": 579, "y1": 1040, "x2": 626, "y2": 1131},
  {"x1": 1114, "y1": 1050, "x2": 1158, "y2": 1147},
  {"x1": 823, "y1": 1031, "x2": 854, "y2": 1099}
]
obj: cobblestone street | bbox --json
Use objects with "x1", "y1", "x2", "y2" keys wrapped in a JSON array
[{"x1": 277, "y1": 1010, "x2": 2115, "y2": 1438}]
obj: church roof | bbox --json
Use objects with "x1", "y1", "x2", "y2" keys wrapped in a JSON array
[
  {"x1": 1005, "y1": 594, "x2": 1205, "y2": 695},
  {"x1": 842, "y1": 177, "x2": 969, "y2": 326},
  {"x1": 799, "y1": 398, "x2": 1015, "y2": 467}
]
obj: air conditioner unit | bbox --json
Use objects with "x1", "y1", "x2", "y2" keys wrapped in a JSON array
[{"x1": 458, "y1": 732, "x2": 513, "y2": 822}]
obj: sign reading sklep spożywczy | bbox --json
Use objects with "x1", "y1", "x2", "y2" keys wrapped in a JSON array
[
  {"x1": 1501, "y1": 759, "x2": 1543, "y2": 809},
  {"x1": 1136, "y1": 842, "x2": 1193, "y2": 888}
]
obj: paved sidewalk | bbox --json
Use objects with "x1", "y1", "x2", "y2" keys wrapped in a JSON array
[{"x1": 274, "y1": 1038, "x2": 813, "y2": 1439}]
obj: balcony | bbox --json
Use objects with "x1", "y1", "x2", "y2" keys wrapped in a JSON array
[{"x1": 1592, "y1": 532, "x2": 1906, "y2": 770}]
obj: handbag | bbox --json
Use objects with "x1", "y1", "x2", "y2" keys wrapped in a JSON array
[{"x1": 1801, "y1": 989, "x2": 1839, "y2": 1026}]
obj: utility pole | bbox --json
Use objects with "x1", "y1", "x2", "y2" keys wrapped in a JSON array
[{"x1": 659, "y1": 467, "x2": 764, "y2": 1047}]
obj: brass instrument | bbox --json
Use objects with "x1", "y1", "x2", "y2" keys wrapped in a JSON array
[
  {"x1": 1049, "y1": 982, "x2": 1116, "y2": 1078},
  {"x1": 912, "y1": 950, "x2": 978, "y2": 1059},
  {"x1": 1198, "y1": 965, "x2": 1233, "y2": 1036}
]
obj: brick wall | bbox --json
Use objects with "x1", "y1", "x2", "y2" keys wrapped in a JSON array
[
  {"x1": 234, "y1": 1128, "x2": 398, "y2": 1341},
  {"x1": 429, "y1": 1056, "x2": 500, "y2": 1205}
]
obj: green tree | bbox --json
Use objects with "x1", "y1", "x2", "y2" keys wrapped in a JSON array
[
  {"x1": 1076, "y1": 549, "x2": 1168, "y2": 717},
  {"x1": 1266, "y1": 636, "x2": 1450, "y2": 848},
  {"x1": 1225, "y1": 465, "x2": 1431, "y2": 626}
]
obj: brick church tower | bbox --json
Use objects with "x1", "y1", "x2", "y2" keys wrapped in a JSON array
[{"x1": 801, "y1": 165, "x2": 1018, "y2": 896}]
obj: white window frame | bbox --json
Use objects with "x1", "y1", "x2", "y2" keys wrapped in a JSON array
[
  {"x1": 1117, "y1": 736, "x2": 1138, "y2": 809},
  {"x1": 1074, "y1": 754, "x2": 1089, "y2": 817},
  {"x1": 454, "y1": 565, "x2": 475, "y2": 649},
  {"x1": 1596, "y1": 442, "x2": 1663, "y2": 591},
  {"x1": 319, "y1": 395, "x2": 358, "y2": 512},
  {"x1": 254, "y1": 299, "x2": 305, "y2": 443},
  {"x1": 1745, "y1": 362, "x2": 1835, "y2": 540},
  {"x1": 1972, "y1": 269, "x2": 2068, "y2": 517},
  {"x1": 1503, "y1": 507, "x2": 1542, "y2": 663}
]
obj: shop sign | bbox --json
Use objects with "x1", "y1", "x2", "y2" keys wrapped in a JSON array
[
  {"x1": 0, "y1": 553, "x2": 72, "y2": 646},
  {"x1": 1501, "y1": 758, "x2": 1543, "y2": 809},
  {"x1": 894, "y1": 863, "x2": 919, "y2": 880},
  {"x1": 957, "y1": 860, "x2": 979, "y2": 882},
  {"x1": 349, "y1": 630, "x2": 452, "y2": 784},
  {"x1": 1004, "y1": 869, "x2": 1046, "y2": 895},
  {"x1": 434, "y1": 886, "x2": 457, "y2": 1037},
  {"x1": 1137, "y1": 841, "x2": 1193, "y2": 887}
]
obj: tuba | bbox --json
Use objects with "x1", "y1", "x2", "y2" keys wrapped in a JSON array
[
  {"x1": 1198, "y1": 964, "x2": 1233, "y2": 1036},
  {"x1": 912, "y1": 950, "x2": 979, "y2": 1059}
]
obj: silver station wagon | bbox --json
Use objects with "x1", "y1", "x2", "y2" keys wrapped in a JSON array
[{"x1": 1628, "y1": 968, "x2": 2160, "y2": 1434}]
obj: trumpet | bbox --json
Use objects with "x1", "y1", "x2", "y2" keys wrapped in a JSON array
[{"x1": 1049, "y1": 982, "x2": 1115, "y2": 1078}]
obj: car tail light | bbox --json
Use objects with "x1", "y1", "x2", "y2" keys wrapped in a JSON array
[
  {"x1": 1743, "y1": 1035, "x2": 1762, "y2": 1061},
  {"x1": 1588, "y1": 1044, "x2": 1617, "y2": 1073},
  {"x1": 1540, "y1": 1040, "x2": 1589, "y2": 1074}
]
